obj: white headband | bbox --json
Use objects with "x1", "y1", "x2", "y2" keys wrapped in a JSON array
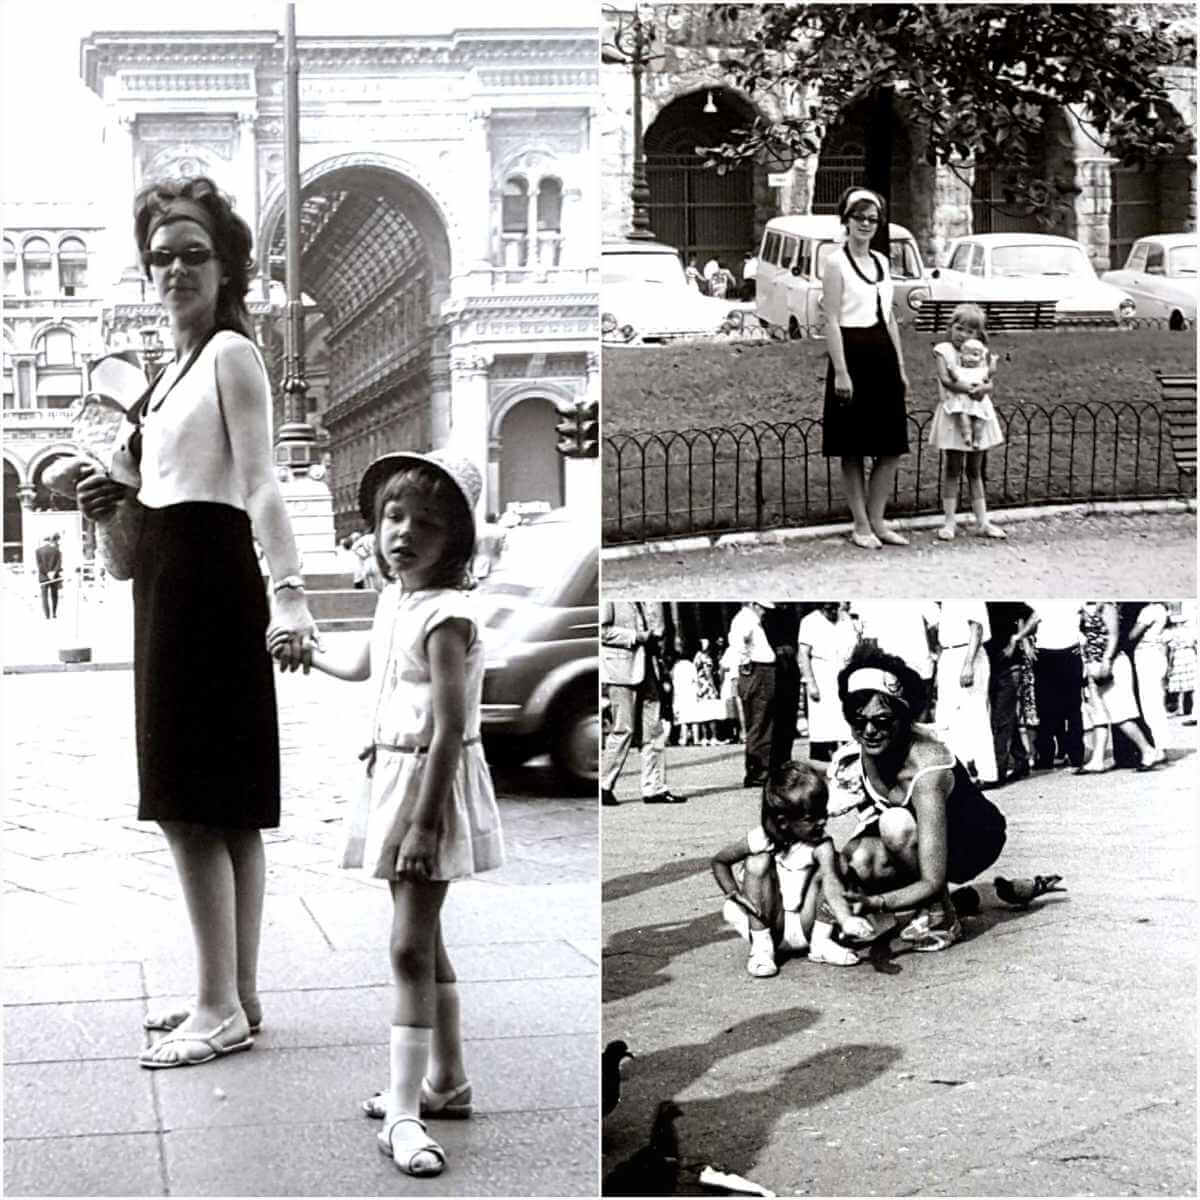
[
  {"x1": 846, "y1": 668, "x2": 909, "y2": 707},
  {"x1": 843, "y1": 188, "x2": 881, "y2": 215}
]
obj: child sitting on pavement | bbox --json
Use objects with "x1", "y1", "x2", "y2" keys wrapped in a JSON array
[{"x1": 711, "y1": 761, "x2": 876, "y2": 977}]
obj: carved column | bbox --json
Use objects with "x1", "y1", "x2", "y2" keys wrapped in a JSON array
[
  {"x1": 235, "y1": 112, "x2": 258, "y2": 222},
  {"x1": 448, "y1": 352, "x2": 491, "y2": 516}
]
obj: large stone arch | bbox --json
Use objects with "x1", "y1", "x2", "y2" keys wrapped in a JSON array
[
  {"x1": 3, "y1": 454, "x2": 24, "y2": 562},
  {"x1": 258, "y1": 155, "x2": 456, "y2": 533},
  {"x1": 642, "y1": 85, "x2": 770, "y2": 273}
]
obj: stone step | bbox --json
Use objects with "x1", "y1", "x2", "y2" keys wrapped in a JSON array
[{"x1": 306, "y1": 589, "x2": 378, "y2": 620}]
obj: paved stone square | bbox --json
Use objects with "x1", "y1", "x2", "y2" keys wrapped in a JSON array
[
  {"x1": 3, "y1": 662, "x2": 599, "y2": 1197},
  {"x1": 602, "y1": 724, "x2": 1196, "y2": 1196}
]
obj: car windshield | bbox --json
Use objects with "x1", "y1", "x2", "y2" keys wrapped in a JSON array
[
  {"x1": 1168, "y1": 245, "x2": 1197, "y2": 276},
  {"x1": 602, "y1": 250, "x2": 687, "y2": 288},
  {"x1": 991, "y1": 244, "x2": 1092, "y2": 279},
  {"x1": 477, "y1": 519, "x2": 587, "y2": 603}
]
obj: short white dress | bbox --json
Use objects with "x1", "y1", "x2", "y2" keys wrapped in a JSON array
[
  {"x1": 342, "y1": 585, "x2": 505, "y2": 881},
  {"x1": 927, "y1": 341, "x2": 1005, "y2": 452}
]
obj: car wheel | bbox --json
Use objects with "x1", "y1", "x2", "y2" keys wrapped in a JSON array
[
  {"x1": 788, "y1": 316, "x2": 802, "y2": 340},
  {"x1": 1169, "y1": 309, "x2": 1188, "y2": 332},
  {"x1": 550, "y1": 683, "x2": 600, "y2": 793}
]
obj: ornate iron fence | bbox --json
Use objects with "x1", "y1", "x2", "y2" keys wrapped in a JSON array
[{"x1": 603, "y1": 400, "x2": 1194, "y2": 544}]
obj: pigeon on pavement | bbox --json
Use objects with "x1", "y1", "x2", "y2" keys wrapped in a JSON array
[
  {"x1": 994, "y1": 874, "x2": 1066, "y2": 909},
  {"x1": 602, "y1": 1039, "x2": 634, "y2": 1117}
]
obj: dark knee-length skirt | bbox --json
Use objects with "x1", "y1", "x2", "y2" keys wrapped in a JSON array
[
  {"x1": 822, "y1": 322, "x2": 909, "y2": 457},
  {"x1": 133, "y1": 502, "x2": 280, "y2": 827}
]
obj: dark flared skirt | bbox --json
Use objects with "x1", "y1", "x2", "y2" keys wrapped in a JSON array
[
  {"x1": 133, "y1": 502, "x2": 280, "y2": 827},
  {"x1": 822, "y1": 322, "x2": 909, "y2": 457}
]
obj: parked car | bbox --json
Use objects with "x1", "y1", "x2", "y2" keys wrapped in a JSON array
[
  {"x1": 602, "y1": 238, "x2": 750, "y2": 344},
  {"x1": 926, "y1": 233, "x2": 1136, "y2": 326},
  {"x1": 1101, "y1": 234, "x2": 1196, "y2": 330},
  {"x1": 755, "y1": 214, "x2": 930, "y2": 338},
  {"x1": 476, "y1": 510, "x2": 598, "y2": 791}
]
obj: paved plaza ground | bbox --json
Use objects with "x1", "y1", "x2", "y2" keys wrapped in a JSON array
[
  {"x1": 601, "y1": 508, "x2": 1197, "y2": 598},
  {"x1": 601, "y1": 724, "x2": 1197, "y2": 1197},
  {"x1": 3, "y1": 659, "x2": 599, "y2": 1197}
]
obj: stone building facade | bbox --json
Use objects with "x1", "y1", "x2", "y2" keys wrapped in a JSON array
[
  {"x1": 601, "y1": 6, "x2": 1196, "y2": 276},
  {"x1": 77, "y1": 23, "x2": 599, "y2": 538},
  {"x1": 2, "y1": 203, "x2": 109, "y2": 562}
]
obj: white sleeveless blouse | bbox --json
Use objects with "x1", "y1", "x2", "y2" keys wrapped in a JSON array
[
  {"x1": 831, "y1": 246, "x2": 894, "y2": 328},
  {"x1": 138, "y1": 330, "x2": 269, "y2": 511}
]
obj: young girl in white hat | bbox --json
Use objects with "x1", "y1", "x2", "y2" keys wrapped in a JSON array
[{"x1": 273, "y1": 449, "x2": 503, "y2": 1177}]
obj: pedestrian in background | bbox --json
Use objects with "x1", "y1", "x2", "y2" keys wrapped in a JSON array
[
  {"x1": 692, "y1": 636, "x2": 720, "y2": 746},
  {"x1": 76, "y1": 175, "x2": 317, "y2": 1070},
  {"x1": 1032, "y1": 601, "x2": 1085, "y2": 770},
  {"x1": 932, "y1": 602, "x2": 998, "y2": 785},
  {"x1": 798, "y1": 601, "x2": 859, "y2": 761},
  {"x1": 600, "y1": 601, "x2": 684, "y2": 806},
  {"x1": 985, "y1": 601, "x2": 1038, "y2": 784},
  {"x1": 1078, "y1": 601, "x2": 1164, "y2": 773},
  {"x1": 1166, "y1": 603, "x2": 1196, "y2": 720},
  {"x1": 35, "y1": 532, "x2": 63, "y2": 619},
  {"x1": 729, "y1": 600, "x2": 778, "y2": 788},
  {"x1": 1125, "y1": 600, "x2": 1171, "y2": 754},
  {"x1": 284, "y1": 449, "x2": 504, "y2": 1179}
]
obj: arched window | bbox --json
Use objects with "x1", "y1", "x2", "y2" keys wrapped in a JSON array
[
  {"x1": 537, "y1": 178, "x2": 563, "y2": 232},
  {"x1": 59, "y1": 238, "x2": 87, "y2": 296},
  {"x1": 22, "y1": 237, "x2": 52, "y2": 297},
  {"x1": 502, "y1": 178, "x2": 528, "y2": 233},
  {"x1": 37, "y1": 326, "x2": 76, "y2": 367},
  {"x1": 3, "y1": 240, "x2": 16, "y2": 295},
  {"x1": 536, "y1": 178, "x2": 564, "y2": 267},
  {"x1": 501, "y1": 178, "x2": 529, "y2": 267}
]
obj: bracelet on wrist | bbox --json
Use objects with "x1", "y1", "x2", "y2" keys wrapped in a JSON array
[{"x1": 272, "y1": 574, "x2": 306, "y2": 595}]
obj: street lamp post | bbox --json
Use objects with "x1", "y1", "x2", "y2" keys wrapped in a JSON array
[
  {"x1": 275, "y1": 0, "x2": 316, "y2": 474},
  {"x1": 604, "y1": 5, "x2": 662, "y2": 241}
]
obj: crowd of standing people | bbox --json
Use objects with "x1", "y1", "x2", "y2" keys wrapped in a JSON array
[{"x1": 628, "y1": 600, "x2": 1195, "y2": 797}]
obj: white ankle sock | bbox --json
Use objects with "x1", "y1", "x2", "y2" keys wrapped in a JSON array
[
  {"x1": 388, "y1": 1025, "x2": 433, "y2": 1119},
  {"x1": 749, "y1": 927, "x2": 774, "y2": 958}
]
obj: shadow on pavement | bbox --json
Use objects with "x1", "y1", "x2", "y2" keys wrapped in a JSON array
[
  {"x1": 603, "y1": 854, "x2": 709, "y2": 904},
  {"x1": 604, "y1": 908, "x2": 732, "y2": 1002},
  {"x1": 603, "y1": 1006, "x2": 903, "y2": 1194}
]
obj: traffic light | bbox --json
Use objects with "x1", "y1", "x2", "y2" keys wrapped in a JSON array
[
  {"x1": 555, "y1": 399, "x2": 600, "y2": 458},
  {"x1": 575, "y1": 398, "x2": 599, "y2": 458},
  {"x1": 556, "y1": 407, "x2": 579, "y2": 456}
]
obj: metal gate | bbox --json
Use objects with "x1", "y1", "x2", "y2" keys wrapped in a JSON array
[
  {"x1": 971, "y1": 165, "x2": 1042, "y2": 234},
  {"x1": 645, "y1": 152, "x2": 754, "y2": 272},
  {"x1": 812, "y1": 152, "x2": 865, "y2": 213}
]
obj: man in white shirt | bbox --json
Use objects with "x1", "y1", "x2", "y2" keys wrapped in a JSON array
[
  {"x1": 1031, "y1": 601, "x2": 1084, "y2": 769},
  {"x1": 728, "y1": 601, "x2": 778, "y2": 787}
]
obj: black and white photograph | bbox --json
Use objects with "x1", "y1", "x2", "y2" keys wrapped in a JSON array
[
  {"x1": 599, "y1": 4, "x2": 1196, "y2": 597},
  {"x1": 601, "y1": 598, "x2": 1196, "y2": 1196},
  {"x1": 2, "y1": 2, "x2": 599, "y2": 1194}
]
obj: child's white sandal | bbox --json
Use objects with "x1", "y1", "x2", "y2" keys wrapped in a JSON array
[
  {"x1": 746, "y1": 947, "x2": 778, "y2": 977},
  {"x1": 378, "y1": 1116, "x2": 445, "y2": 1176}
]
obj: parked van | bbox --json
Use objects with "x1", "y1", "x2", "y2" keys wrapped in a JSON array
[{"x1": 755, "y1": 215, "x2": 929, "y2": 338}]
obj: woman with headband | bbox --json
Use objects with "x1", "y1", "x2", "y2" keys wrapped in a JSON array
[
  {"x1": 76, "y1": 177, "x2": 317, "y2": 1067},
  {"x1": 820, "y1": 186, "x2": 912, "y2": 550},
  {"x1": 825, "y1": 642, "x2": 1007, "y2": 951}
]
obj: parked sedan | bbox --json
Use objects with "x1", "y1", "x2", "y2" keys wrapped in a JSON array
[
  {"x1": 476, "y1": 511, "x2": 598, "y2": 791},
  {"x1": 602, "y1": 238, "x2": 751, "y2": 344},
  {"x1": 927, "y1": 233, "x2": 1136, "y2": 326},
  {"x1": 1101, "y1": 234, "x2": 1196, "y2": 330}
]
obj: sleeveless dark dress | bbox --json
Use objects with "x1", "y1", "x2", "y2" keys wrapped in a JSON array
[
  {"x1": 822, "y1": 246, "x2": 909, "y2": 457},
  {"x1": 132, "y1": 334, "x2": 280, "y2": 828}
]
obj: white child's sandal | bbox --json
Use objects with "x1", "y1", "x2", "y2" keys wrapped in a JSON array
[
  {"x1": 378, "y1": 1116, "x2": 445, "y2": 1177},
  {"x1": 808, "y1": 922, "x2": 860, "y2": 967},
  {"x1": 746, "y1": 947, "x2": 779, "y2": 977}
]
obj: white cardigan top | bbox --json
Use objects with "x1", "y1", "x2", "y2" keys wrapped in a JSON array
[{"x1": 829, "y1": 246, "x2": 894, "y2": 328}]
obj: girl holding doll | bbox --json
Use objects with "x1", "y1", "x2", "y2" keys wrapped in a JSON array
[
  {"x1": 274, "y1": 449, "x2": 504, "y2": 1178},
  {"x1": 928, "y1": 303, "x2": 1007, "y2": 541}
]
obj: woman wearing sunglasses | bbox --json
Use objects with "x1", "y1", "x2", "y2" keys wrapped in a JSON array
[
  {"x1": 820, "y1": 187, "x2": 912, "y2": 550},
  {"x1": 76, "y1": 177, "x2": 317, "y2": 1067},
  {"x1": 824, "y1": 641, "x2": 1007, "y2": 951}
]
